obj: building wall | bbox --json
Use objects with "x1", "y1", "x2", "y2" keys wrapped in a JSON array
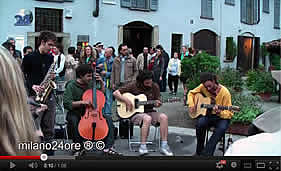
[{"x1": 0, "y1": 0, "x2": 280, "y2": 68}]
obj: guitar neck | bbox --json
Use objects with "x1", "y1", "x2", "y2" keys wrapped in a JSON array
[
  {"x1": 202, "y1": 104, "x2": 232, "y2": 110},
  {"x1": 138, "y1": 100, "x2": 156, "y2": 106}
]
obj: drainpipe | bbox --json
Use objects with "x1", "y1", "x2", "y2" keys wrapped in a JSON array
[{"x1": 93, "y1": 0, "x2": 99, "y2": 17}]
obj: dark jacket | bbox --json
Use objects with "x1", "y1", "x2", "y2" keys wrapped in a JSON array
[{"x1": 22, "y1": 50, "x2": 54, "y2": 96}]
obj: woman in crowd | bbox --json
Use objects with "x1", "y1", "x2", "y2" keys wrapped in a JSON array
[
  {"x1": 168, "y1": 52, "x2": 181, "y2": 95},
  {"x1": 65, "y1": 46, "x2": 79, "y2": 82},
  {"x1": 80, "y1": 45, "x2": 97, "y2": 65}
]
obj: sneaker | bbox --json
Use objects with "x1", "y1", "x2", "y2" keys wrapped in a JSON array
[
  {"x1": 160, "y1": 145, "x2": 174, "y2": 156},
  {"x1": 139, "y1": 146, "x2": 149, "y2": 156}
]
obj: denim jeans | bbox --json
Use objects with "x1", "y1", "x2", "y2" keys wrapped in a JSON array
[
  {"x1": 195, "y1": 114, "x2": 230, "y2": 156},
  {"x1": 102, "y1": 114, "x2": 114, "y2": 149},
  {"x1": 103, "y1": 88, "x2": 113, "y2": 115},
  {"x1": 66, "y1": 112, "x2": 85, "y2": 152}
]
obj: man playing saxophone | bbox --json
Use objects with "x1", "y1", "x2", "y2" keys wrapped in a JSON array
[{"x1": 22, "y1": 31, "x2": 57, "y2": 156}]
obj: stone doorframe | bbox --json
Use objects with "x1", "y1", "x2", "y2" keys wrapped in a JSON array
[
  {"x1": 27, "y1": 32, "x2": 71, "y2": 54},
  {"x1": 117, "y1": 25, "x2": 159, "y2": 47}
]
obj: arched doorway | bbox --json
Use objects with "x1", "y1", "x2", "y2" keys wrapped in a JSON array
[
  {"x1": 237, "y1": 32, "x2": 260, "y2": 73},
  {"x1": 194, "y1": 29, "x2": 217, "y2": 56},
  {"x1": 123, "y1": 21, "x2": 153, "y2": 58}
]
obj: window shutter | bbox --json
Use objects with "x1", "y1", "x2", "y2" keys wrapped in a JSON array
[
  {"x1": 131, "y1": 0, "x2": 137, "y2": 7},
  {"x1": 137, "y1": 0, "x2": 146, "y2": 9},
  {"x1": 206, "y1": 0, "x2": 212, "y2": 18},
  {"x1": 150, "y1": 0, "x2": 158, "y2": 11},
  {"x1": 201, "y1": 0, "x2": 207, "y2": 17},
  {"x1": 274, "y1": 0, "x2": 280, "y2": 28},
  {"x1": 225, "y1": 0, "x2": 235, "y2": 5},
  {"x1": 263, "y1": 0, "x2": 269, "y2": 13},
  {"x1": 253, "y1": 0, "x2": 259, "y2": 24},
  {"x1": 241, "y1": 0, "x2": 247, "y2": 23},
  {"x1": 120, "y1": 0, "x2": 131, "y2": 8}
]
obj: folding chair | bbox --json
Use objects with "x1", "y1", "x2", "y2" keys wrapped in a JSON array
[{"x1": 126, "y1": 119, "x2": 161, "y2": 152}]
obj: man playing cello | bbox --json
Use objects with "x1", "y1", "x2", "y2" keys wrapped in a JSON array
[{"x1": 63, "y1": 64, "x2": 120, "y2": 156}]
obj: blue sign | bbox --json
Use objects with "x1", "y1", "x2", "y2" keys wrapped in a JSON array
[{"x1": 14, "y1": 9, "x2": 33, "y2": 26}]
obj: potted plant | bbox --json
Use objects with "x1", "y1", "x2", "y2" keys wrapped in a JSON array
[
  {"x1": 247, "y1": 71, "x2": 274, "y2": 101},
  {"x1": 218, "y1": 67, "x2": 244, "y2": 92}
]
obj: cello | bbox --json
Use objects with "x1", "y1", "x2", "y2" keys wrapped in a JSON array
[{"x1": 78, "y1": 62, "x2": 109, "y2": 140}]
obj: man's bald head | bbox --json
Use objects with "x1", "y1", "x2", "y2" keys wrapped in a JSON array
[{"x1": 105, "y1": 48, "x2": 113, "y2": 58}]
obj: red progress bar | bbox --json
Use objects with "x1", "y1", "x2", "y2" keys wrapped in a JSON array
[{"x1": 0, "y1": 156, "x2": 40, "y2": 160}]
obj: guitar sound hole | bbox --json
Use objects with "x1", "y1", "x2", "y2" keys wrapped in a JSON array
[{"x1": 135, "y1": 99, "x2": 139, "y2": 109}]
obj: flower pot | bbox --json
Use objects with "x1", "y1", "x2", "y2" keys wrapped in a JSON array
[
  {"x1": 258, "y1": 92, "x2": 272, "y2": 101},
  {"x1": 228, "y1": 122, "x2": 250, "y2": 136}
]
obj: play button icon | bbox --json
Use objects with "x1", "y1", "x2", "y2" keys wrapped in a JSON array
[{"x1": 10, "y1": 162, "x2": 16, "y2": 168}]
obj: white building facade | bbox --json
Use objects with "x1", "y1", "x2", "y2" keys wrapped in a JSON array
[{"x1": 0, "y1": 0, "x2": 280, "y2": 71}]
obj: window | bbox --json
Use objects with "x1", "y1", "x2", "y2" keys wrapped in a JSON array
[
  {"x1": 241, "y1": 0, "x2": 260, "y2": 25},
  {"x1": 263, "y1": 0, "x2": 269, "y2": 13},
  {"x1": 201, "y1": 0, "x2": 213, "y2": 19},
  {"x1": 120, "y1": 0, "x2": 158, "y2": 11},
  {"x1": 225, "y1": 37, "x2": 237, "y2": 61},
  {"x1": 274, "y1": 0, "x2": 280, "y2": 29},
  {"x1": 225, "y1": 0, "x2": 235, "y2": 6},
  {"x1": 35, "y1": 8, "x2": 63, "y2": 32},
  {"x1": 103, "y1": 0, "x2": 116, "y2": 5},
  {"x1": 35, "y1": 0, "x2": 73, "y2": 2}
]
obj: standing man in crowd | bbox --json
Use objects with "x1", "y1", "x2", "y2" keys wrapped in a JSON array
[
  {"x1": 7, "y1": 37, "x2": 22, "y2": 59},
  {"x1": 156, "y1": 45, "x2": 169, "y2": 92},
  {"x1": 136, "y1": 46, "x2": 151, "y2": 73},
  {"x1": 22, "y1": 31, "x2": 57, "y2": 155},
  {"x1": 23, "y1": 46, "x2": 33, "y2": 57},
  {"x1": 111, "y1": 43, "x2": 138, "y2": 90}
]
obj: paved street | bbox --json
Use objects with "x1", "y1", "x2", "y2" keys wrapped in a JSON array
[{"x1": 52, "y1": 86, "x2": 280, "y2": 157}]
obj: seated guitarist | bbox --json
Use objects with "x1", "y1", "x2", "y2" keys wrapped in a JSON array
[
  {"x1": 113, "y1": 70, "x2": 173, "y2": 156},
  {"x1": 63, "y1": 64, "x2": 120, "y2": 156},
  {"x1": 187, "y1": 72, "x2": 233, "y2": 156}
]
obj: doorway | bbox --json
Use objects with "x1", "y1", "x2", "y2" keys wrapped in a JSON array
[
  {"x1": 237, "y1": 35, "x2": 260, "y2": 73},
  {"x1": 171, "y1": 34, "x2": 183, "y2": 56},
  {"x1": 193, "y1": 29, "x2": 217, "y2": 56},
  {"x1": 123, "y1": 21, "x2": 153, "y2": 58}
]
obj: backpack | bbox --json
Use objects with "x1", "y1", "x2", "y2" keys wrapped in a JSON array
[{"x1": 57, "y1": 54, "x2": 66, "y2": 77}]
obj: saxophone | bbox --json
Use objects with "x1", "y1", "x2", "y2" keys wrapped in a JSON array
[{"x1": 35, "y1": 60, "x2": 57, "y2": 103}]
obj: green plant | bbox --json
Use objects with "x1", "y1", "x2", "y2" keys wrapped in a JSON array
[
  {"x1": 261, "y1": 44, "x2": 270, "y2": 57},
  {"x1": 246, "y1": 70, "x2": 274, "y2": 94},
  {"x1": 230, "y1": 89, "x2": 263, "y2": 124},
  {"x1": 271, "y1": 53, "x2": 281, "y2": 70},
  {"x1": 181, "y1": 51, "x2": 220, "y2": 90},
  {"x1": 218, "y1": 67, "x2": 243, "y2": 91}
]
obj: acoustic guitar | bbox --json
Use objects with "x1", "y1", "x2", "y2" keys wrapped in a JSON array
[
  {"x1": 189, "y1": 93, "x2": 240, "y2": 119},
  {"x1": 117, "y1": 93, "x2": 180, "y2": 119}
]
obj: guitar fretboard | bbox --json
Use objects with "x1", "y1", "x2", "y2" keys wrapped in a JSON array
[
  {"x1": 138, "y1": 100, "x2": 156, "y2": 105},
  {"x1": 201, "y1": 104, "x2": 231, "y2": 110}
]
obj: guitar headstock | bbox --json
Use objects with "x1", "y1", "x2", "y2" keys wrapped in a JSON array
[
  {"x1": 231, "y1": 106, "x2": 240, "y2": 112},
  {"x1": 166, "y1": 97, "x2": 181, "y2": 103}
]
